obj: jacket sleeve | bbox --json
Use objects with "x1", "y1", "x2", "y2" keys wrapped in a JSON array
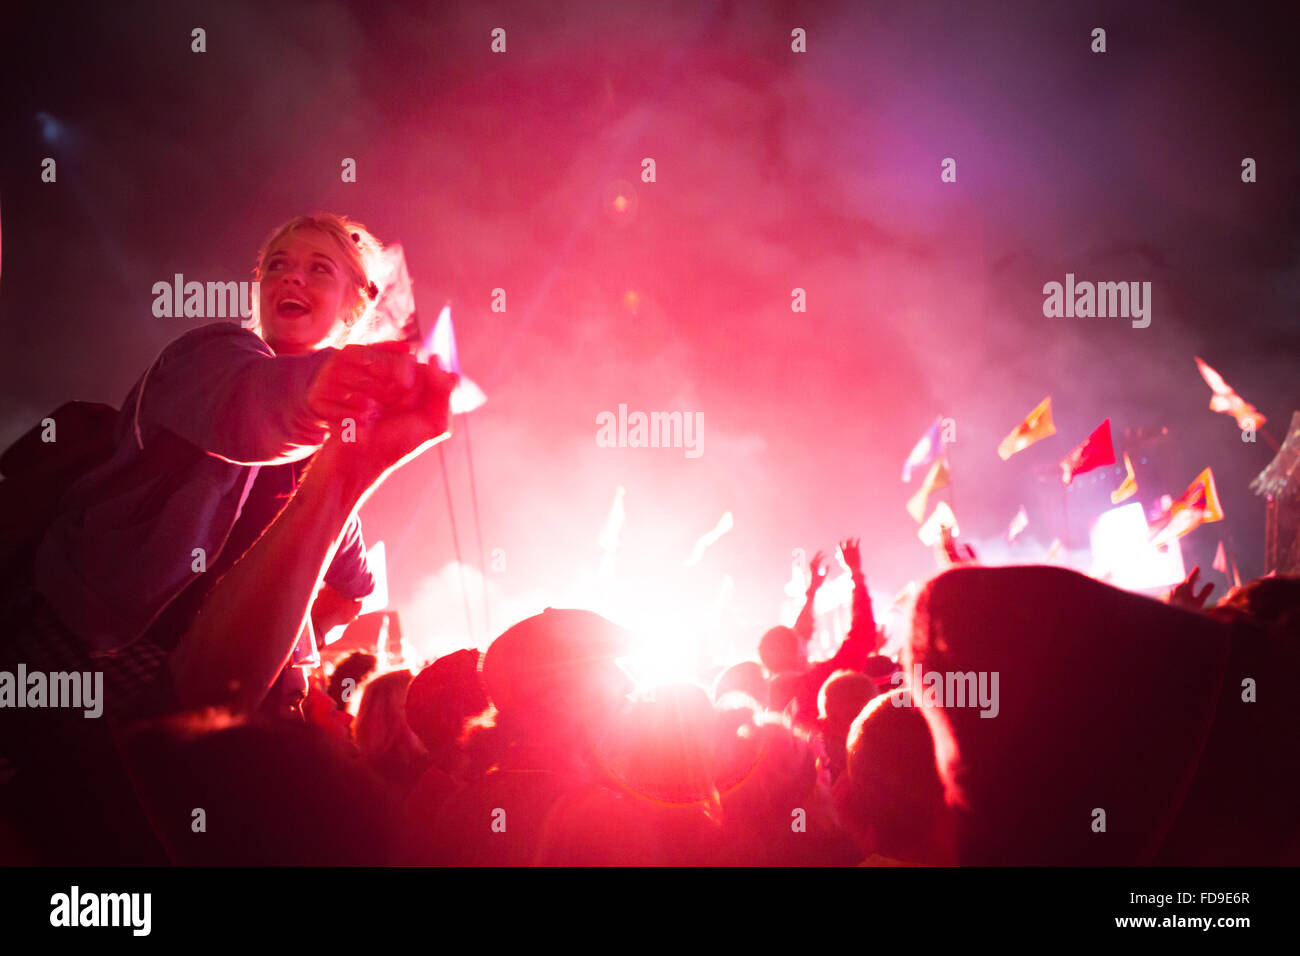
[
  {"x1": 133, "y1": 323, "x2": 335, "y2": 465},
  {"x1": 324, "y1": 512, "x2": 376, "y2": 600}
]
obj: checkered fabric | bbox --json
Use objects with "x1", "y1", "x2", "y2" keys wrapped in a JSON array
[{"x1": 0, "y1": 582, "x2": 174, "y2": 722}]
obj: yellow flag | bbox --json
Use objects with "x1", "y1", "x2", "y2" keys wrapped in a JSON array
[
  {"x1": 1149, "y1": 467, "x2": 1225, "y2": 548},
  {"x1": 906, "y1": 458, "x2": 951, "y2": 523},
  {"x1": 1110, "y1": 453, "x2": 1138, "y2": 504},
  {"x1": 998, "y1": 396, "x2": 1056, "y2": 460}
]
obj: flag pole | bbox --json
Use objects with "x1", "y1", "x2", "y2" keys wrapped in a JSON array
[
  {"x1": 943, "y1": 455, "x2": 955, "y2": 518},
  {"x1": 1226, "y1": 534, "x2": 1242, "y2": 589},
  {"x1": 438, "y1": 443, "x2": 476, "y2": 644},
  {"x1": 1061, "y1": 481, "x2": 1071, "y2": 551},
  {"x1": 462, "y1": 414, "x2": 492, "y2": 638}
]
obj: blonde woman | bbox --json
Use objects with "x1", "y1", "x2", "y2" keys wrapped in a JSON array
[{"x1": 5, "y1": 214, "x2": 454, "y2": 723}]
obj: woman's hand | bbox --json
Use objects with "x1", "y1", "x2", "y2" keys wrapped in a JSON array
[{"x1": 307, "y1": 342, "x2": 418, "y2": 428}]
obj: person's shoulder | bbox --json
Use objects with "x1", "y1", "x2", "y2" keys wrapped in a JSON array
[{"x1": 160, "y1": 322, "x2": 272, "y2": 364}]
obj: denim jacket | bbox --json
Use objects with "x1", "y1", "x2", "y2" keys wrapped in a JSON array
[{"x1": 35, "y1": 322, "x2": 373, "y2": 656}]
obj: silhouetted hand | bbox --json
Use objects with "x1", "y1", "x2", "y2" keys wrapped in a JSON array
[
  {"x1": 836, "y1": 538, "x2": 862, "y2": 576},
  {"x1": 311, "y1": 582, "x2": 364, "y2": 635},
  {"x1": 327, "y1": 355, "x2": 457, "y2": 485},
  {"x1": 807, "y1": 550, "x2": 829, "y2": 593},
  {"x1": 937, "y1": 525, "x2": 977, "y2": 567},
  {"x1": 1168, "y1": 566, "x2": 1214, "y2": 611}
]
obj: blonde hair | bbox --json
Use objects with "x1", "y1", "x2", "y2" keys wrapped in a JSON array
[
  {"x1": 246, "y1": 213, "x2": 383, "y2": 347},
  {"x1": 354, "y1": 669, "x2": 426, "y2": 763}
]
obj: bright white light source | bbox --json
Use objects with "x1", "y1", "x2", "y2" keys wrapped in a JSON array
[{"x1": 1090, "y1": 502, "x2": 1185, "y2": 592}]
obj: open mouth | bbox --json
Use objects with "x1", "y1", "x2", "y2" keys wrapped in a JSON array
[{"x1": 276, "y1": 297, "x2": 312, "y2": 318}]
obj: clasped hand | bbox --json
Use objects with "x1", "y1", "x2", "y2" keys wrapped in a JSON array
[{"x1": 307, "y1": 341, "x2": 457, "y2": 479}]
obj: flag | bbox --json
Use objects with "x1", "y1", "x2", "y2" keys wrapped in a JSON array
[
  {"x1": 918, "y1": 501, "x2": 959, "y2": 546},
  {"x1": 998, "y1": 396, "x2": 1056, "y2": 460},
  {"x1": 1176, "y1": 467, "x2": 1225, "y2": 523},
  {"x1": 1110, "y1": 452, "x2": 1138, "y2": 504},
  {"x1": 902, "y1": 417, "x2": 943, "y2": 482},
  {"x1": 1195, "y1": 357, "x2": 1265, "y2": 430},
  {"x1": 685, "y1": 511, "x2": 734, "y2": 567},
  {"x1": 1006, "y1": 505, "x2": 1029, "y2": 543},
  {"x1": 1212, "y1": 540, "x2": 1228, "y2": 574},
  {"x1": 423, "y1": 305, "x2": 487, "y2": 415},
  {"x1": 906, "y1": 458, "x2": 951, "y2": 522},
  {"x1": 1148, "y1": 467, "x2": 1224, "y2": 548},
  {"x1": 1059, "y1": 418, "x2": 1116, "y2": 485},
  {"x1": 363, "y1": 243, "x2": 421, "y2": 345}
]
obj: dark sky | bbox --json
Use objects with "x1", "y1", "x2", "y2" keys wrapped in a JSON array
[{"x1": 2, "y1": 0, "x2": 1297, "y2": 659}]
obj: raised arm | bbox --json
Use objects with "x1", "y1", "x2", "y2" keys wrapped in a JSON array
[
  {"x1": 169, "y1": 356, "x2": 456, "y2": 713},
  {"x1": 838, "y1": 537, "x2": 878, "y2": 644},
  {"x1": 134, "y1": 325, "x2": 412, "y2": 465},
  {"x1": 793, "y1": 549, "x2": 828, "y2": 642}
]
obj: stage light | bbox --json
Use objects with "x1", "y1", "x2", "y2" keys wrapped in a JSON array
[
  {"x1": 1090, "y1": 502, "x2": 1185, "y2": 593},
  {"x1": 602, "y1": 179, "x2": 638, "y2": 223},
  {"x1": 36, "y1": 111, "x2": 62, "y2": 142}
]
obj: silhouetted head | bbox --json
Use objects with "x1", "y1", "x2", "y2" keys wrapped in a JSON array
[
  {"x1": 712, "y1": 660, "x2": 768, "y2": 706},
  {"x1": 818, "y1": 669, "x2": 877, "y2": 727},
  {"x1": 405, "y1": 648, "x2": 488, "y2": 757},
  {"x1": 481, "y1": 608, "x2": 634, "y2": 739},
  {"x1": 758, "y1": 625, "x2": 804, "y2": 675},
  {"x1": 327, "y1": 651, "x2": 378, "y2": 712},
  {"x1": 354, "y1": 670, "x2": 425, "y2": 769},
  {"x1": 834, "y1": 688, "x2": 948, "y2": 862},
  {"x1": 1208, "y1": 573, "x2": 1300, "y2": 635}
]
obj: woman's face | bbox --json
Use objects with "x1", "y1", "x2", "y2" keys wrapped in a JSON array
[{"x1": 258, "y1": 228, "x2": 357, "y2": 354}]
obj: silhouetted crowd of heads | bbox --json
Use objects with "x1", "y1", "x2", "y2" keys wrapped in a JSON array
[{"x1": 2, "y1": 563, "x2": 1298, "y2": 866}]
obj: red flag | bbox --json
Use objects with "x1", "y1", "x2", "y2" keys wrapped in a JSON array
[{"x1": 1059, "y1": 419, "x2": 1116, "y2": 485}]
